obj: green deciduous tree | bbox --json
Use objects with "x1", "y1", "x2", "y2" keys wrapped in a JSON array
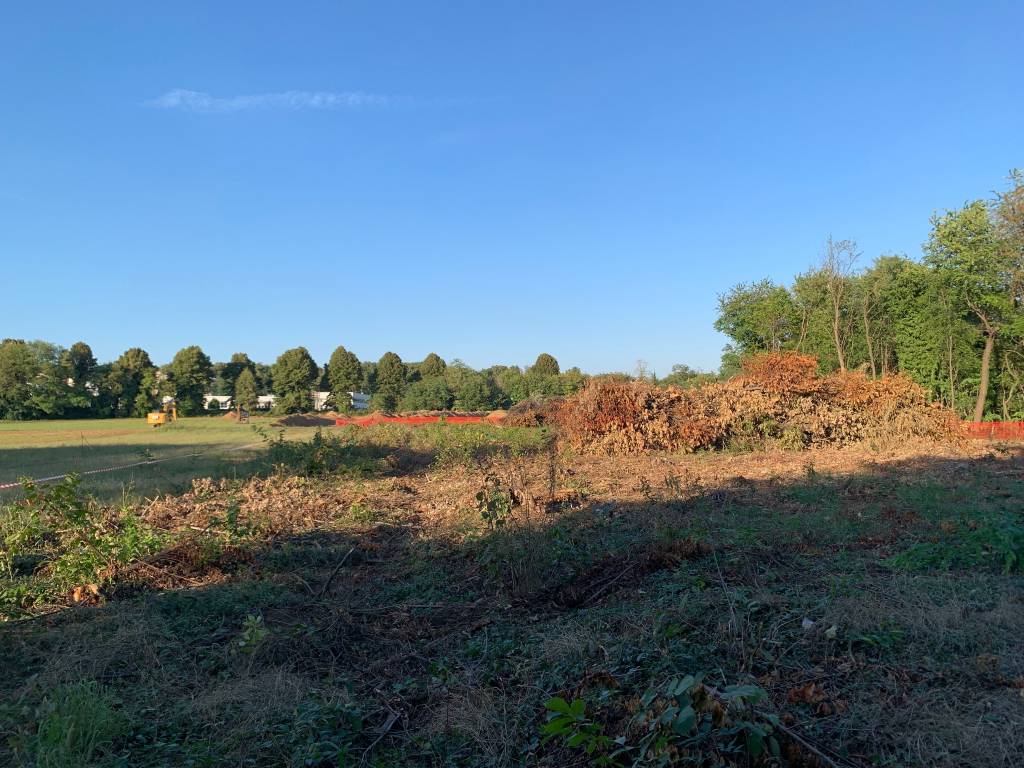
[
  {"x1": 714, "y1": 280, "x2": 800, "y2": 354},
  {"x1": 373, "y1": 352, "x2": 407, "y2": 412},
  {"x1": 401, "y1": 376, "x2": 453, "y2": 411},
  {"x1": 105, "y1": 347, "x2": 158, "y2": 417},
  {"x1": 453, "y1": 372, "x2": 501, "y2": 411},
  {"x1": 529, "y1": 353, "x2": 560, "y2": 376},
  {"x1": 233, "y1": 367, "x2": 258, "y2": 411},
  {"x1": 493, "y1": 366, "x2": 528, "y2": 405},
  {"x1": 419, "y1": 352, "x2": 447, "y2": 379},
  {"x1": 327, "y1": 345, "x2": 363, "y2": 399},
  {"x1": 271, "y1": 347, "x2": 318, "y2": 413},
  {"x1": 169, "y1": 346, "x2": 213, "y2": 416},
  {"x1": 222, "y1": 353, "x2": 255, "y2": 396},
  {"x1": 58, "y1": 342, "x2": 98, "y2": 417},
  {"x1": 0, "y1": 339, "x2": 40, "y2": 420},
  {"x1": 925, "y1": 201, "x2": 1008, "y2": 421},
  {"x1": 560, "y1": 367, "x2": 588, "y2": 395},
  {"x1": 659, "y1": 364, "x2": 716, "y2": 389}
]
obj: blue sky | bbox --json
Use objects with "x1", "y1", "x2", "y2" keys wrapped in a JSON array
[{"x1": 2, "y1": 2, "x2": 1021, "y2": 375}]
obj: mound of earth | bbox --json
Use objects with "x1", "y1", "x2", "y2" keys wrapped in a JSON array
[{"x1": 272, "y1": 414, "x2": 338, "y2": 427}]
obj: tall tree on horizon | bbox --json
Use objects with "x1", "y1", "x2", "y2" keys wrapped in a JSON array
[
  {"x1": 169, "y1": 345, "x2": 213, "y2": 415},
  {"x1": 271, "y1": 347, "x2": 318, "y2": 413},
  {"x1": 925, "y1": 201, "x2": 1008, "y2": 421},
  {"x1": 529, "y1": 353, "x2": 560, "y2": 377},
  {"x1": 327, "y1": 345, "x2": 363, "y2": 399},
  {"x1": 373, "y1": 352, "x2": 407, "y2": 411}
]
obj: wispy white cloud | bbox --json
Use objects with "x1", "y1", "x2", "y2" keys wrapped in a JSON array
[{"x1": 145, "y1": 89, "x2": 388, "y2": 113}]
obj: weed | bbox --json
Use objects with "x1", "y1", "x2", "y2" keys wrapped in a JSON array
[
  {"x1": 888, "y1": 491, "x2": 1024, "y2": 573},
  {"x1": 233, "y1": 613, "x2": 270, "y2": 655},
  {"x1": 541, "y1": 675, "x2": 779, "y2": 767},
  {"x1": 476, "y1": 475, "x2": 516, "y2": 529},
  {"x1": 28, "y1": 681, "x2": 123, "y2": 768},
  {"x1": 348, "y1": 502, "x2": 377, "y2": 523},
  {"x1": 541, "y1": 697, "x2": 620, "y2": 766},
  {"x1": 265, "y1": 429, "x2": 373, "y2": 477},
  {"x1": 850, "y1": 620, "x2": 906, "y2": 658},
  {"x1": 0, "y1": 475, "x2": 163, "y2": 615}
]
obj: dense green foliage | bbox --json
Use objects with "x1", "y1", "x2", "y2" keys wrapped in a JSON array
[
  {"x1": 529, "y1": 352, "x2": 561, "y2": 376},
  {"x1": 233, "y1": 368, "x2": 258, "y2": 411},
  {"x1": 169, "y1": 346, "x2": 214, "y2": 416},
  {"x1": 0, "y1": 340, "x2": 603, "y2": 419},
  {"x1": 271, "y1": 347, "x2": 318, "y2": 414},
  {"x1": 326, "y1": 345, "x2": 362, "y2": 402},
  {"x1": 400, "y1": 376, "x2": 453, "y2": 411},
  {"x1": 106, "y1": 348, "x2": 160, "y2": 418},
  {"x1": 418, "y1": 352, "x2": 447, "y2": 378},
  {"x1": 716, "y1": 172, "x2": 1024, "y2": 419},
  {"x1": 372, "y1": 352, "x2": 407, "y2": 411}
]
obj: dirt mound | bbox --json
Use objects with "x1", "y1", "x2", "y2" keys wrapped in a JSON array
[
  {"x1": 272, "y1": 414, "x2": 338, "y2": 427},
  {"x1": 550, "y1": 352, "x2": 959, "y2": 454},
  {"x1": 221, "y1": 411, "x2": 238, "y2": 420}
]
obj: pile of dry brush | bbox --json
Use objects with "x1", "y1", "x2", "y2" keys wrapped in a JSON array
[{"x1": 507, "y1": 353, "x2": 958, "y2": 454}]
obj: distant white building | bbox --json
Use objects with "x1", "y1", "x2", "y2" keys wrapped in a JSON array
[
  {"x1": 193, "y1": 391, "x2": 369, "y2": 412},
  {"x1": 203, "y1": 394, "x2": 233, "y2": 410}
]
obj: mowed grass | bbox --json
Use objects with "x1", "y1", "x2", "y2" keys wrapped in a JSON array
[{"x1": 0, "y1": 416, "x2": 323, "y2": 501}]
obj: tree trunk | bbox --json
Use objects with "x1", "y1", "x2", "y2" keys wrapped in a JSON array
[
  {"x1": 832, "y1": 299, "x2": 846, "y2": 373},
  {"x1": 974, "y1": 331, "x2": 995, "y2": 422},
  {"x1": 796, "y1": 308, "x2": 808, "y2": 352},
  {"x1": 862, "y1": 300, "x2": 876, "y2": 378},
  {"x1": 947, "y1": 334, "x2": 956, "y2": 410}
]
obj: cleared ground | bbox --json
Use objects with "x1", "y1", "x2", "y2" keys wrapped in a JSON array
[
  {"x1": 0, "y1": 416, "x2": 323, "y2": 501},
  {"x1": 1, "y1": 427, "x2": 1022, "y2": 767}
]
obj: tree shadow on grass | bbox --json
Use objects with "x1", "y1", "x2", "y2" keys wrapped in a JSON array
[{"x1": 2, "y1": 446, "x2": 1024, "y2": 767}]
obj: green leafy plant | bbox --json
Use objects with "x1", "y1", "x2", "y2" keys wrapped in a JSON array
[
  {"x1": 19, "y1": 475, "x2": 161, "y2": 589},
  {"x1": 233, "y1": 613, "x2": 269, "y2": 655},
  {"x1": 541, "y1": 676, "x2": 779, "y2": 767},
  {"x1": 475, "y1": 475, "x2": 515, "y2": 529},
  {"x1": 541, "y1": 697, "x2": 620, "y2": 766},
  {"x1": 265, "y1": 429, "x2": 374, "y2": 477}
]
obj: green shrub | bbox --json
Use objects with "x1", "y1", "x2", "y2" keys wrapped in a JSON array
[
  {"x1": 0, "y1": 475, "x2": 163, "y2": 615},
  {"x1": 265, "y1": 429, "x2": 375, "y2": 477}
]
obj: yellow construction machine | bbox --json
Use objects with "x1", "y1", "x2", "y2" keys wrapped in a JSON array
[{"x1": 147, "y1": 400, "x2": 178, "y2": 427}]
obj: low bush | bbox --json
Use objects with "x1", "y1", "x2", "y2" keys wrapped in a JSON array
[{"x1": 0, "y1": 475, "x2": 163, "y2": 616}]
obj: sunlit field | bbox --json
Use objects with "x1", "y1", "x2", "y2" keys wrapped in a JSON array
[{"x1": 0, "y1": 416, "x2": 321, "y2": 501}]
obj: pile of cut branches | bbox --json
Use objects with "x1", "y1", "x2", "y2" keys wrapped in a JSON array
[{"x1": 533, "y1": 353, "x2": 958, "y2": 454}]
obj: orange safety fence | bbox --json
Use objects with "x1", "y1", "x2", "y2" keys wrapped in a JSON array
[{"x1": 963, "y1": 421, "x2": 1024, "y2": 440}]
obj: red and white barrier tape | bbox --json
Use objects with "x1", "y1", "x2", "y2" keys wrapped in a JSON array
[{"x1": 0, "y1": 442, "x2": 264, "y2": 492}]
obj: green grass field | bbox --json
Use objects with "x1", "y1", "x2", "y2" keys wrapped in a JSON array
[{"x1": 0, "y1": 417, "x2": 322, "y2": 501}]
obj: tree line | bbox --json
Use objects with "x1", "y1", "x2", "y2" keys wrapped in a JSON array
[
  {"x1": 0, "y1": 340, "x2": 590, "y2": 419},
  {"x1": 714, "y1": 171, "x2": 1024, "y2": 420}
]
